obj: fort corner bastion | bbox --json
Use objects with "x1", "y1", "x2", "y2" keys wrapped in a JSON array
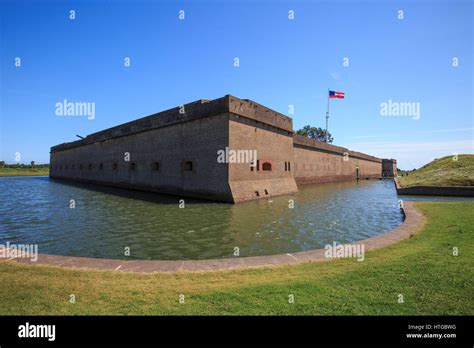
[{"x1": 50, "y1": 95, "x2": 397, "y2": 203}]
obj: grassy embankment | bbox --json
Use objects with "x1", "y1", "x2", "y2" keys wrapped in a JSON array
[
  {"x1": 398, "y1": 154, "x2": 474, "y2": 187},
  {"x1": 0, "y1": 166, "x2": 49, "y2": 176},
  {"x1": 0, "y1": 202, "x2": 472, "y2": 315}
]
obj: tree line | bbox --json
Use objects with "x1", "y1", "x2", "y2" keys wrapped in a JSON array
[
  {"x1": 295, "y1": 125, "x2": 333, "y2": 143},
  {"x1": 0, "y1": 161, "x2": 49, "y2": 168}
]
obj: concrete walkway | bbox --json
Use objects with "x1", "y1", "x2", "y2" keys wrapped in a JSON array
[{"x1": 0, "y1": 202, "x2": 425, "y2": 273}]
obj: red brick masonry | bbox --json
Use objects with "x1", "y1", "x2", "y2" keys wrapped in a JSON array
[{"x1": 1, "y1": 202, "x2": 425, "y2": 273}]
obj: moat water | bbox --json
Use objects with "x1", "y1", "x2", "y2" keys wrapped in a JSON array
[{"x1": 0, "y1": 177, "x2": 409, "y2": 260}]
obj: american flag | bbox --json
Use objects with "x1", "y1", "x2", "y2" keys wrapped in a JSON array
[{"x1": 329, "y1": 90, "x2": 345, "y2": 99}]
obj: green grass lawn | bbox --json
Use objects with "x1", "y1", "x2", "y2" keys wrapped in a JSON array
[
  {"x1": 0, "y1": 167, "x2": 49, "y2": 176},
  {"x1": 398, "y1": 154, "x2": 474, "y2": 187},
  {"x1": 0, "y1": 202, "x2": 472, "y2": 315}
]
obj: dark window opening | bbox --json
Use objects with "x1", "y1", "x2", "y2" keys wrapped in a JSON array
[
  {"x1": 72, "y1": 164, "x2": 75, "y2": 170},
  {"x1": 257, "y1": 160, "x2": 260, "y2": 171},
  {"x1": 264, "y1": 189, "x2": 268, "y2": 195},
  {"x1": 285, "y1": 162, "x2": 288, "y2": 171},
  {"x1": 153, "y1": 162, "x2": 160, "y2": 171},
  {"x1": 129, "y1": 163, "x2": 136, "y2": 171},
  {"x1": 79, "y1": 164, "x2": 83, "y2": 170},
  {"x1": 255, "y1": 191, "x2": 260, "y2": 197},
  {"x1": 65, "y1": 165, "x2": 68, "y2": 170},
  {"x1": 112, "y1": 163, "x2": 118, "y2": 170},
  {"x1": 183, "y1": 161, "x2": 193, "y2": 171},
  {"x1": 88, "y1": 163, "x2": 93, "y2": 170},
  {"x1": 288, "y1": 162, "x2": 291, "y2": 171},
  {"x1": 262, "y1": 162, "x2": 272, "y2": 171},
  {"x1": 99, "y1": 163, "x2": 104, "y2": 170}
]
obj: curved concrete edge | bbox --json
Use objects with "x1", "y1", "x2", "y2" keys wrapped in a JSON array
[{"x1": 0, "y1": 202, "x2": 426, "y2": 273}]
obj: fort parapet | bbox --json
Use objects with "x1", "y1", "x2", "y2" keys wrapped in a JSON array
[{"x1": 50, "y1": 95, "x2": 395, "y2": 203}]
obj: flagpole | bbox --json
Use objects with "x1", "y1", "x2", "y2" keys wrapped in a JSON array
[{"x1": 326, "y1": 89, "x2": 330, "y2": 142}]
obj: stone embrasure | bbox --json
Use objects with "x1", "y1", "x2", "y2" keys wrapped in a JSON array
[{"x1": 0, "y1": 202, "x2": 425, "y2": 273}]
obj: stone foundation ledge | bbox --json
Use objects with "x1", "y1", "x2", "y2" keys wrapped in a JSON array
[
  {"x1": 394, "y1": 178, "x2": 474, "y2": 197},
  {"x1": 0, "y1": 202, "x2": 425, "y2": 273}
]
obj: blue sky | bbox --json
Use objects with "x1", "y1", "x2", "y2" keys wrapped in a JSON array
[{"x1": 1, "y1": 0, "x2": 472, "y2": 169}]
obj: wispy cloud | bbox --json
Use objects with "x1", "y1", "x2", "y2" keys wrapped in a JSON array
[
  {"x1": 349, "y1": 127, "x2": 474, "y2": 140},
  {"x1": 329, "y1": 72, "x2": 341, "y2": 81},
  {"x1": 344, "y1": 139, "x2": 474, "y2": 169}
]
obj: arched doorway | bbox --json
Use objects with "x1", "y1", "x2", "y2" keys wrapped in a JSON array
[{"x1": 262, "y1": 162, "x2": 272, "y2": 171}]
